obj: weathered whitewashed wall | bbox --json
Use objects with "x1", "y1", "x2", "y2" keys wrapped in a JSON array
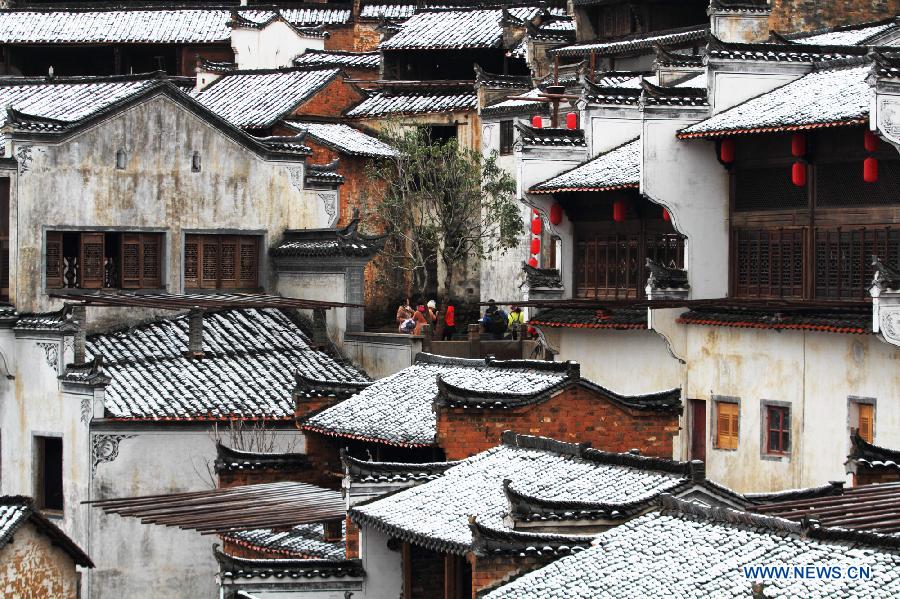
[
  {"x1": 358, "y1": 525, "x2": 402, "y2": 599},
  {"x1": 342, "y1": 332, "x2": 423, "y2": 379},
  {"x1": 10, "y1": 92, "x2": 331, "y2": 319},
  {"x1": 0, "y1": 519, "x2": 81, "y2": 598},
  {"x1": 231, "y1": 21, "x2": 325, "y2": 70},
  {"x1": 87, "y1": 426, "x2": 304, "y2": 599}
]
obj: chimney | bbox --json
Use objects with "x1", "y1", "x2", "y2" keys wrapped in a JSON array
[
  {"x1": 72, "y1": 305, "x2": 87, "y2": 365},
  {"x1": 187, "y1": 308, "x2": 204, "y2": 359},
  {"x1": 708, "y1": 1, "x2": 771, "y2": 44},
  {"x1": 689, "y1": 459, "x2": 706, "y2": 482}
]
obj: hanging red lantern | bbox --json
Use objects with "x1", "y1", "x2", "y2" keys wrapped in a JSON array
[
  {"x1": 528, "y1": 256, "x2": 538, "y2": 268},
  {"x1": 549, "y1": 202, "x2": 563, "y2": 225},
  {"x1": 662, "y1": 208, "x2": 671, "y2": 222},
  {"x1": 791, "y1": 161, "x2": 806, "y2": 187},
  {"x1": 864, "y1": 157, "x2": 879, "y2": 183},
  {"x1": 531, "y1": 115, "x2": 543, "y2": 129},
  {"x1": 531, "y1": 217, "x2": 542, "y2": 235},
  {"x1": 791, "y1": 133, "x2": 806, "y2": 158},
  {"x1": 566, "y1": 112, "x2": 578, "y2": 130},
  {"x1": 612, "y1": 200, "x2": 627, "y2": 222},
  {"x1": 530, "y1": 237, "x2": 541, "y2": 255},
  {"x1": 720, "y1": 139, "x2": 735, "y2": 164},
  {"x1": 865, "y1": 130, "x2": 880, "y2": 153},
  {"x1": 532, "y1": 208, "x2": 539, "y2": 217}
]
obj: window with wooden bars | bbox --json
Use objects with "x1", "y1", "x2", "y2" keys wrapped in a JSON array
[
  {"x1": 715, "y1": 401, "x2": 739, "y2": 450},
  {"x1": 850, "y1": 401, "x2": 875, "y2": 444},
  {"x1": 499, "y1": 120, "x2": 514, "y2": 156},
  {"x1": 184, "y1": 234, "x2": 259, "y2": 290},
  {"x1": 45, "y1": 231, "x2": 164, "y2": 290},
  {"x1": 733, "y1": 228, "x2": 805, "y2": 299},
  {"x1": 765, "y1": 405, "x2": 791, "y2": 455}
]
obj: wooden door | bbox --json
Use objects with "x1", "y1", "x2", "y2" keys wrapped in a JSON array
[{"x1": 689, "y1": 399, "x2": 706, "y2": 462}]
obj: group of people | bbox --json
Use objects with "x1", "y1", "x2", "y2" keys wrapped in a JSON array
[
  {"x1": 481, "y1": 300, "x2": 526, "y2": 340},
  {"x1": 396, "y1": 298, "x2": 456, "y2": 339}
]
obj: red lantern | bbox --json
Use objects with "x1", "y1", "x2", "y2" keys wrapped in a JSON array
[
  {"x1": 549, "y1": 202, "x2": 563, "y2": 225},
  {"x1": 566, "y1": 112, "x2": 577, "y2": 130},
  {"x1": 865, "y1": 130, "x2": 880, "y2": 153},
  {"x1": 531, "y1": 217, "x2": 542, "y2": 235},
  {"x1": 864, "y1": 157, "x2": 879, "y2": 183},
  {"x1": 528, "y1": 256, "x2": 538, "y2": 268},
  {"x1": 531, "y1": 115, "x2": 542, "y2": 129},
  {"x1": 662, "y1": 208, "x2": 671, "y2": 222},
  {"x1": 530, "y1": 237, "x2": 541, "y2": 255},
  {"x1": 612, "y1": 200, "x2": 627, "y2": 222},
  {"x1": 791, "y1": 161, "x2": 806, "y2": 187},
  {"x1": 720, "y1": 139, "x2": 735, "y2": 164},
  {"x1": 791, "y1": 133, "x2": 806, "y2": 158}
]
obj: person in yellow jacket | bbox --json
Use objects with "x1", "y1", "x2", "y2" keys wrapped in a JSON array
[{"x1": 508, "y1": 306, "x2": 525, "y2": 340}]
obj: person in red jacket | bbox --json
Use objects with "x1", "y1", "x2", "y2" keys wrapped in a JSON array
[{"x1": 442, "y1": 305, "x2": 456, "y2": 340}]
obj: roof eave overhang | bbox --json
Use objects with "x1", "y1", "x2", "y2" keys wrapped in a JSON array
[
  {"x1": 677, "y1": 117, "x2": 868, "y2": 139},
  {"x1": 530, "y1": 182, "x2": 639, "y2": 194}
]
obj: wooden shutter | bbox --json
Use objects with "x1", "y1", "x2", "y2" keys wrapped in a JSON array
[
  {"x1": 121, "y1": 234, "x2": 142, "y2": 288},
  {"x1": 200, "y1": 236, "x2": 219, "y2": 289},
  {"x1": 858, "y1": 404, "x2": 874, "y2": 443},
  {"x1": 219, "y1": 236, "x2": 238, "y2": 289},
  {"x1": 184, "y1": 235, "x2": 200, "y2": 288},
  {"x1": 238, "y1": 236, "x2": 258, "y2": 288},
  {"x1": 717, "y1": 402, "x2": 739, "y2": 450},
  {"x1": 79, "y1": 232, "x2": 104, "y2": 289},
  {"x1": 141, "y1": 234, "x2": 161, "y2": 288},
  {"x1": 46, "y1": 232, "x2": 63, "y2": 288}
]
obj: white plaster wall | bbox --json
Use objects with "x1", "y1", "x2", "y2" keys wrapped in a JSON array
[
  {"x1": 277, "y1": 273, "x2": 347, "y2": 344},
  {"x1": 342, "y1": 333, "x2": 422, "y2": 379},
  {"x1": 232, "y1": 21, "x2": 325, "y2": 70},
  {"x1": 11, "y1": 92, "x2": 325, "y2": 316},
  {"x1": 87, "y1": 427, "x2": 304, "y2": 599},
  {"x1": 710, "y1": 70, "x2": 805, "y2": 114},
  {"x1": 359, "y1": 525, "x2": 402, "y2": 599},
  {"x1": 542, "y1": 327, "x2": 682, "y2": 395},
  {"x1": 588, "y1": 112, "x2": 642, "y2": 155},
  {"x1": 642, "y1": 116, "x2": 729, "y2": 299}
]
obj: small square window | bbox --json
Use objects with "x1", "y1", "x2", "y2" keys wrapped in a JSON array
[
  {"x1": 766, "y1": 406, "x2": 790, "y2": 454},
  {"x1": 499, "y1": 120, "x2": 514, "y2": 155},
  {"x1": 715, "y1": 401, "x2": 739, "y2": 450},
  {"x1": 35, "y1": 436, "x2": 63, "y2": 513}
]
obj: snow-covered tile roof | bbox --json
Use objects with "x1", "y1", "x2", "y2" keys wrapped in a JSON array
[
  {"x1": 678, "y1": 63, "x2": 870, "y2": 138},
  {"x1": 484, "y1": 497, "x2": 900, "y2": 598},
  {"x1": 482, "y1": 87, "x2": 547, "y2": 117},
  {"x1": 0, "y1": 500, "x2": 29, "y2": 548},
  {"x1": 531, "y1": 137, "x2": 640, "y2": 193},
  {"x1": 350, "y1": 435, "x2": 691, "y2": 553},
  {"x1": 285, "y1": 122, "x2": 397, "y2": 157},
  {"x1": 302, "y1": 354, "x2": 572, "y2": 446},
  {"x1": 193, "y1": 68, "x2": 341, "y2": 129},
  {"x1": 293, "y1": 50, "x2": 380, "y2": 70},
  {"x1": 346, "y1": 90, "x2": 477, "y2": 117},
  {"x1": 380, "y1": 7, "x2": 541, "y2": 50},
  {"x1": 226, "y1": 522, "x2": 346, "y2": 560},
  {"x1": 790, "y1": 19, "x2": 898, "y2": 46},
  {"x1": 0, "y1": 496, "x2": 93, "y2": 567},
  {"x1": 0, "y1": 7, "x2": 350, "y2": 44},
  {"x1": 0, "y1": 77, "x2": 157, "y2": 129},
  {"x1": 549, "y1": 25, "x2": 707, "y2": 57},
  {"x1": 85, "y1": 308, "x2": 367, "y2": 421},
  {"x1": 518, "y1": 123, "x2": 586, "y2": 147},
  {"x1": 359, "y1": 3, "x2": 418, "y2": 20}
]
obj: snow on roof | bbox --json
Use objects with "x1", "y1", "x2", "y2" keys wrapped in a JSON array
[
  {"x1": 346, "y1": 90, "x2": 477, "y2": 117},
  {"x1": 226, "y1": 522, "x2": 346, "y2": 560},
  {"x1": 359, "y1": 3, "x2": 418, "y2": 20},
  {"x1": 484, "y1": 497, "x2": 900, "y2": 598},
  {"x1": 790, "y1": 19, "x2": 898, "y2": 46},
  {"x1": 192, "y1": 68, "x2": 340, "y2": 129},
  {"x1": 85, "y1": 308, "x2": 367, "y2": 421},
  {"x1": 549, "y1": 25, "x2": 707, "y2": 57},
  {"x1": 380, "y1": 7, "x2": 541, "y2": 50},
  {"x1": 678, "y1": 63, "x2": 870, "y2": 138},
  {"x1": 350, "y1": 438, "x2": 688, "y2": 553},
  {"x1": 285, "y1": 122, "x2": 397, "y2": 157},
  {"x1": 293, "y1": 49, "x2": 380, "y2": 70},
  {"x1": 0, "y1": 7, "x2": 350, "y2": 45},
  {"x1": 0, "y1": 501, "x2": 29, "y2": 546},
  {"x1": 0, "y1": 496, "x2": 93, "y2": 567},
  {"x1": 302, "y1": 355, "x2": 571, "y2": 446},
  {"x1": 482, "y1": 87, "x2": 546, "y2": 116},
  {"x1": 531, "y1": 137, "x2": 640, "y2": 193}
]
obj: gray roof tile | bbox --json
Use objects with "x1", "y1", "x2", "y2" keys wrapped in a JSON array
[
  {"x1": 346, "y1": 90, "x2": 477, "y2": 117},
  {"x1": 285, "y1": 122, "x2": 397, "y2": 157},
  {"x1": 789, "y1": 19, "x2": 898, "y2": 46},
  {"x1": 226, "y1": 522, "x2": 345, "y2": 560},
  {"x1": 380, "y1": 7, "x2": 541, "y2": 50},
  {"x1": 531, "y1": 137, "x2": 640, "y2": 193},
  {"x1": 293, "y1": 50, "x2": 381, "y2": 70},
  {"x1": 550, "y1": 26, "x2": 707, "y2": 57}
]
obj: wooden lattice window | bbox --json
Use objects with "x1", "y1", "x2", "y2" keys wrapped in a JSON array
[
  {"x1": 715, "y1": 401, "x2": 739, "y2": 450},
  {"x1": 814, "y1": 227, "x2": 900, "y2": 300},
  {"x1": 46, "y1": 231, "x2": 64, "y2": 289},
  {"x1": 766, "y1": 406, "x2": 791, "y2": 455},
  {"x1": 499, "y1": 120, "x2": 514, "y2": 156},
  {"x1": 733, "y1": 228, "x2": 804, "y2": 299},
  {"x1": 79, "y1": 232, "x2": 105, "y2": 289},
  {"x1": 575, "y1": 231, "x2": 684, "y2": 299},
  {"x1": 185, "y1": 234, "x2": 259, "y2": 290},
  {"x1": 121, "y1": 234, "x2": 162, "y2": 289},
  {"x1": 46, "y1": 231, "x2": 162, "y2": 290}
]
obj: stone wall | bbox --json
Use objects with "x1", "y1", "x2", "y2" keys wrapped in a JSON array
[{"x1": 770, "y1": 0, "x2": 900, "y2": 33}]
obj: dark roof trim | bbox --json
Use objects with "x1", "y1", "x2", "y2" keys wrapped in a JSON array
[
  {"x1": 847, "y1": 431, "x2": 900, "y2": 471},
  {"x1": 213, "y1": 442, "x2": 310, "y2": 474},
  {"x1": 341, "y1": 449, "x2": 459, "y2": 482},
  {"x1": 504, "y1": 478, "x2": 666, "y2": 522},
  {"x1": 745, "y1": 481, "x2": 845, "y2": 504},
  {"x1": 215, "y1": 547, "x2": 365, "y2": 579},
  {"x1": 0, "y1": 496, "x2": 94, "y2": 568},
  {"x1": 468, "y1": 516, "x2": 593, "y2": 556}
]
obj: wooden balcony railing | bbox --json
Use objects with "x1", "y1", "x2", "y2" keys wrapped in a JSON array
[{"x1": 575, "y1": 233, "x2": 685, "y2": 299}]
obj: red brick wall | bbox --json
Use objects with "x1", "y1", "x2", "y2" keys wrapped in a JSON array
[
  {"x1": 770, "y1": 0, "x2": 899, "y2": 33},
  {"x1": 436, "y1": 386, "x2": 680, "y2": 461},
  {"x1": 300, "y1": 432, "x2": 345, "y2": 490},
  {"x1": 219, "y1": 467, "x2": 315, "y2": 489},
  {"x1": 345, "y1": 515, "x2": 360, "y2": 558},
  {"x1": 471, "y1": 554, "x2": 557, "y2": 596},
  {"x1": 325, "y1": 26, "x2": 358, "y2": 51},
  {"x1": 293, "y1": 77, "x2": 364, "y2": 118},
  {"x1": 353, "y1": 23, "x2": 383, "y2": 51},
  {"x1": 855, "y1": 468, "x2": 900, "y2": 486},
  {"x1": 178, "y1": 44, "x2": 233, "y2": 76},
  {"x1": 407, "y1": 546, "x2": 445, "y2": 599}
]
